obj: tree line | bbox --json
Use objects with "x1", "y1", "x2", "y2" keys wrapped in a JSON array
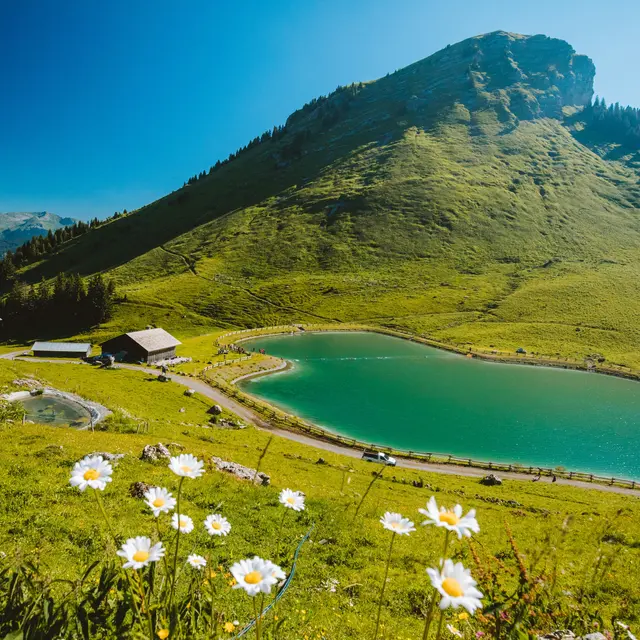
[
  {"x1": 583, "y1": 97, "x2": 640, "y2": 148},
  {"x1": 0, "y1": 272, "x2": 116, "y2": 340}
]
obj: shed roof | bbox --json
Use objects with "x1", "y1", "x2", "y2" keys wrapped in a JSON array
[
  {"x1": 32, "y1": 341, "x2": 91, "y2": 353},
  {"x1": 125, "y1": 328, "x2": 181, "y2": 353}
]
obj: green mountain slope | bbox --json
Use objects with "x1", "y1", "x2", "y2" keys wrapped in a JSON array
[
  {"x1": 19, "y1": 31, "x2": 640, "y2": 367},
  {"x1": 0, "y1": 211, "x2": 77, "y2": 253}
]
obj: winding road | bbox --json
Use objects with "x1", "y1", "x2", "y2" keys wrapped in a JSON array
[{"x1": 2, "y1": 351, "x2": 638, "y2": 497}]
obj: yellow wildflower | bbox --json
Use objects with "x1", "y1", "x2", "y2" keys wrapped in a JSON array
[
  {"x1": 224, "y1": 622, "x2": 235, "y2": 633},
  {"x1": 458, "y1": 612, "x2": 469, "y2": 621},
  {"x1": 157, "y1": 630, "x2": 169, "y2": 640}
]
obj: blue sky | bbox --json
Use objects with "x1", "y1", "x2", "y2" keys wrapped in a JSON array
[{"x1": 1, "y1": 0, "x2": 638, "y2": 220}]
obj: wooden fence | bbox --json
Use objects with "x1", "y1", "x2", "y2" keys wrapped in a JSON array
[
  {"x1": 200, "y1": 373, "x2": 639, "y2": 492},
  {"x1": 202, "y1": 355, "x2": 252, "y2": 372}
]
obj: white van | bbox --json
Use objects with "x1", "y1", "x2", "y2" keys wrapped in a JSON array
[{"x1": 362, "y1": 451, "x2": 397, "y2": 466}]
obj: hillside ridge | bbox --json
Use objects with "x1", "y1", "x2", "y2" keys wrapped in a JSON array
[{"x1": 6, "y1": 32, "x2": 640, "y2": 372}]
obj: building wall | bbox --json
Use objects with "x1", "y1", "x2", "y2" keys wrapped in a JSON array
[
  {"x1": 33, "y1": 350, "x2": 89, "y2": 359},
  {"x1": 101, "y1": 335, "x2": 147, "y2": 362},
  {"x1": 147, "y1": 348, "x2": 177, "y2": 364}
]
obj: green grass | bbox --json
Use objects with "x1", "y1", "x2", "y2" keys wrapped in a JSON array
[{"x1": 1, "y1": 358, "x2": 639, "y2": 638}]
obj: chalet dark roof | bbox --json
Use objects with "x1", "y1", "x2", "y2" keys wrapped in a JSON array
[
  {"x1": 124, "y1": 328, "x2": 181, "y2": 352},
  {"x1": 32, "y1": 341, "x2": 91, "y2": 353}
]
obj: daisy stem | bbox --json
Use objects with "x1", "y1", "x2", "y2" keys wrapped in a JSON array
[
  {"x1": 373, "y1": 532, "x2": 395, "y2": 640},
  {"x1": 134, "y1": 569, "x2": 155, "y2": 640},
  {"x1": 253, "y1": 595, "x2": 262, "y2": 640},
  {"x1": 422, "y1": 531, "x2": 451, "y2": 640},
  {"x1": 155, "y1": 517, "x2": 170, "y2": 580},
  {"x1": 169, "y1": 476, "x2": 185, "y2": 611},
  {"x1": 421, "y1": 592, "x2": 437, "y2": 640},
  {"x1": 434, "y1": 610, "x2": 445, "y2": 640},
  {"x1": 93, "y1": 491, "x2": 146, "y2": 631}
]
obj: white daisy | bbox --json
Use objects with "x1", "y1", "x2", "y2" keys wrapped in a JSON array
[
  {"x1": 279, "y1": 488, "x2": 305, "y2": 511},
  {"x1": 419, "y1": 496, "x2": 480, "y2": 539},
  {"x1": 171, "y1": 513, "x2": 194, "y2": 534},
  {"x1": 230, "y1": 556, "x2": 284, "y2": 596},
  {"x1": 187, "y1": 554, "x2": 207, "y2": 570},
  {"x1": 447, "y1": 624, "x2": 463, "y2": 638},
  {"x1": 427, "y1": 559, "x2": 483, "y2": 614},
  {"x1": 380, "y1": 511, "x2": 416, "y2": 536},
  {"x1": 116, "y1": 536, "x2": 165, "y2": 570},
  {"x1": 204, "y1": 513, "x2": 231, "y2": 537},
  {"x1": 168, "y1": 453, "x2": 205, "y2": 479},
  {"x1": 265, "y1": 559, "x2": 286, "y2": 582},
  {"x1": 143, "y1": 487, "x2": 176, "y2": 517},
  {"x1": 69, "y1": 455, "x2": 113, "y2": 492}
]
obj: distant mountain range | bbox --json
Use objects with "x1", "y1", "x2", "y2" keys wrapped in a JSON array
[{"x1": 0, "y1": 212, "x2": 77, "y2": 254}]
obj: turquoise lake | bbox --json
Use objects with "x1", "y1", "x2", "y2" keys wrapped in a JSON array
[{"x1": 240, "y1": 332, "x2": 640, "y2": 479}]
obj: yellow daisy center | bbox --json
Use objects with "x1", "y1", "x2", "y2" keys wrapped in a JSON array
[
  {"x1": 211, "y1": 521, "x2": 222, "y2": 530},
  {"x1": 83, "y1": 469, "x2": 99, "y2": 481},
  {"x1": 442, "y1": 577, "x2": 464, "y2": 598},
  {"x1": 287, "y1": 497, "x2": 295, "y2": 504},
  {"x1": 179, "y1": 519, "x2": 187, "y2": 528},
  {"x1": 390, "y1": 521, "x2": 399, "y2": 529},
  {"x1": 439, "y1": 511, "x2": 460, "y2": 526},
  {"x1": 152, "y1": 498, "x2": 165, "y2": 507},
  {"x1": 180, "y1": 465, "x2": 192, "y2": 473},
  {"x1": 244, "y1": 571, "x2": 263, "y2": 585},
  {"x1": 133, "y1": 550, "x2": 150, "y2": 563}
]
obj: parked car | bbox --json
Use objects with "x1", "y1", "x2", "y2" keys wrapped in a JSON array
[{"x1": 362, "y1": 450, "x2": 397, "y2": 466}]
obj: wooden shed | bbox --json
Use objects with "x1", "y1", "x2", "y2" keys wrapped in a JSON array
[
  {"x1": 32, "y1": 341, "x2": 91, "y2": 359},
  {"x1": 100, "y1": 328, "x2": 181, "y2": 364}
]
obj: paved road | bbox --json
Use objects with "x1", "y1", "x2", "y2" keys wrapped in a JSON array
[{"x1": 3, "y1": 353, "x2": 638, "y2": 497}]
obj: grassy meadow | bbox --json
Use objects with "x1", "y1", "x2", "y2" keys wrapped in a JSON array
[{"x1": 0, "y1": 358, "x2": 639, "y2": 638}]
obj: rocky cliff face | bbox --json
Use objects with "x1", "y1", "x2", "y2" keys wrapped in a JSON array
[
  {"x1": 283, "y1": 31, "x2": 596, "y2": 141},
  {"x1": 396, "y1": 31, "x2": 595, "y2": 122},
  {"x1": 0, "y1": 212, "x2": 77, "y2": 254}
]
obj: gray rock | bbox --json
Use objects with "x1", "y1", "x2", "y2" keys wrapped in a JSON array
[
  {"x1": 480, "y1": 474, "x2": 503, "y2": 486},
  {"x1": 211, "y1": 456, "x2": 270, "y2": 486},
  {"x1": 140, "y1": 443, "x2": 171, "y2": 461},
  {"x1": 91, "y1": 451, "x2": 126, "y2": 464},
  {"x1": 539, "y1": 631, "x2": 575, "y2": 640},
  {"x1": 209, "y1": 404, "x2": 223, "y2": 415},
  {"x1": 129, "y1": 481, "x2": 154, "y2": 499},
  {"x1": 582, "y1": 635, "x2": 606, "y2": 640}
]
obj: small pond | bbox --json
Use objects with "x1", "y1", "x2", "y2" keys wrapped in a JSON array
[{"x1": 22, "y1": 395, "x2": 93, "y2": 428}]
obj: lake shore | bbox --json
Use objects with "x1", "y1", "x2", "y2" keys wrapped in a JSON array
[{"x1": 217, "y1": 328, "x2": 640, "y2": 488}]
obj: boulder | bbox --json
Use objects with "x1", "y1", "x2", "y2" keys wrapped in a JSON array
[
  {"x1": 211, "y1": 456, "x2": 270, "y2": 486},
  {"x1": 209, "y1": 404, "x2": 223, "y2": 415},
  {"x1": 184, "y1": 389, "x2": 196, "y2": 397},
  {"x1": 315, "y1": 457, "x2": 327, "y2": 465},
  {"x1": 90, "y1": 451, "x2": 126, "y2": 464},
  {"x1": 129, "y1": 481, "x2": 154, "y2": 499},
  {"x1": 582, "y1": 635, "x2": 606, "y2": 640},
  {"x1": 140, "y1": 443, "x2": 171, "y2": 462},
  {"x1": 480, "y1": 474, "x2": 503, "y2": 486}
]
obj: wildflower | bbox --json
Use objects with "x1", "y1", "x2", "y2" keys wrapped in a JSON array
[
  {"x1": 117, "y1": 537, "x2": 165, "y2": 570},
  {"x1": 144, "y1": 487, "x2": 176, "y2": 517},
  {"x1": 380, "y1": 511, "x2": 416, "y2": 535},
  {"x1": 447, "y1": 625, "x2": 463, "y2": 637},
  {"x1": 224, "y1": 622, "x2": 236, "y2": 633},
  {"x1": 168, "y1": 453, "x2": 205, "y2": 479},
  {"x1": 204, "y1": 513, "x2": 231, "y2": 536},
  {"x1": 157, "y1": 630, "x2": 169, "y2": 640},
  {"x1": 427, "y1": 559, "x2": 483, "y2": 614},
  {"x1": 230, "y1": 556, "x2": 285, "y2": 596},
  {"x1": 458, "y1": 612, "x2": 469, "y2": 621},
  {"x1": 187, "y1": 554, "x2": 207, "y2": 569},
  {"x1": 171, "y1": 513, "x2": 194, "y2": 534},
  {"x1": 69, "y1": 455, "x2": 113, "y2": 492},
  {"x1": 265, "y1": 558, "x2": 286, "y2": 582},
  {"x1": 419, "y1": 496, "x2": 479, "y2": 539},
  {"x1": 279, "y1": 488, "x2": 305, "y2": 511}
]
